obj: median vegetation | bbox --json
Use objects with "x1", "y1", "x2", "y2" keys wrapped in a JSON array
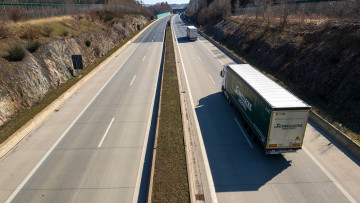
[{"x1": 150, "y1": 20, "x2": 190, "y2": 202}]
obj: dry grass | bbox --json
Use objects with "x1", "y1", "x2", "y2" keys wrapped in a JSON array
[{"x1": 151, "y1": 21, "x2": 190, "y2": 203}]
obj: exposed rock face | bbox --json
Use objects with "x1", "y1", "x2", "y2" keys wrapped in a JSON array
[
  {"x1": 0, "y1": 15, "x2": 148, "y2": 126},
  {"x1": 203, "y1": 17, "x2": 360, "y2": 124}
]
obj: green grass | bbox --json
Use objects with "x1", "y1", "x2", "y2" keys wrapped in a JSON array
[
  {"x1": 151, "y1": 21, "x2": 190, "y2": 202},
  {"x1": 0, "y1": 24, "x2": 147, "y2": 144}
]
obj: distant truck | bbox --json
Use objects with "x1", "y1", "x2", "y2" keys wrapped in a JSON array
[
  {"x1": 186, "y1": 26, "x2": 197, "y2": 41},
  {"x1": 220, "y1": 64, "x2": 311, "y2": 154}
]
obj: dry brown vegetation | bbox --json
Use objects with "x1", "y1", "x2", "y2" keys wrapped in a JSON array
[
  {"x1": 0, "y1": 0, "x2": 151, "y2": 22},
  {"x1": 234, "y1": 0, "x2": 360, "y2": 25},
  {"x1": 202, "y1": 15, "x2": 360, "y2": 143},
  {"x1": 151, "y1": 21, "x2": 190, "y2": 202}
]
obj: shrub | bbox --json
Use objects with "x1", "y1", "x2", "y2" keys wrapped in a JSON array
[
  {"x1": 60, "y1": 29, "x2": 69, "y2": 37},
  {"x1": 96, "y1": 10, "x2": 115, "y2": 22},
  {"x1": 85, "y1": 40, "x2": 91, "y2": 47},
  {"x1": 21, "y1": 27, "x2": 40, "y2": 40},
  {"x1": 9, "y1": 8, "x2": 25, "y2": 22},
  {"x1": 0, "y1": 22, "x2": 9, "y2": 39},
  {"x1": 94, "y1": 46, "x2": 101, "y2": 57},
  {"x1": 87, "y1": 9, "x2": 100, "y2": 22},
  {"x1": 7, "y1": 46, "x2": 26, "y2": 61},
  {"x1": 26, "y1": 41, "x2": 41, "y2": 53},
  {"x1": 43, "y1": 26, "x2": 53, "y2": 37}
]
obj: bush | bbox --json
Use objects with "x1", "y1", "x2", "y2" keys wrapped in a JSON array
[
  {"x1": 26, "y1": 41, "x2": 41, "y2": 53},
  {"x1": 43, "y1": 26, "x2": 53, "y2": 37},
  {"x1": 60, "y1": 29, "x2": 69, "y2": 37},
  {"x1": 9, "y1": 8, "x2": 25, "y2": 22},
  {"x1": 87, "y1": 9, "x2": 100, "y2": 22},
  {"x1": 7, "y1": 46, "x2": 26, "y2": 61},
  {"x1": 96, "y1": 10, "x2": 115, "y2": 22},
  {"x1": 85, "y1": 40, "x2": 91, "y2": 47},
  {"x1": 0, "y1": 22, "x2": 9, "y2": 39},
  {"x1": 21, "y1": 27, "x2": 40, "y2": 40}
]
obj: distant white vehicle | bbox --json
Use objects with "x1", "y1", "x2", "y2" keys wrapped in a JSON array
[{"x1": 186, "y1": 26, "x2": 197, "y2": 41}]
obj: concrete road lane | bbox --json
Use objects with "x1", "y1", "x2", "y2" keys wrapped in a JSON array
[
  {"x1": 172, "y1": 14, "x2": 360, "y2": 203},
  {"x1": 0, "y1": 16, "x2": 171, "y2": 203}
]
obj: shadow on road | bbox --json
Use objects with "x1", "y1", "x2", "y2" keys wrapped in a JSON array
[
  {"x1": 177, "y1": 37, "x2": 192, "y2": 43},
  {"x1": 195, "y1": 92, "x2": 291, "y2": 192}
]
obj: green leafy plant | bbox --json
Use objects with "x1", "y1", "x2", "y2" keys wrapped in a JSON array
[
  {"x1": 26, "y1": 41, "x2": 41, "y2": 53},
  {"x1": 43, "y1": 26, "x2": 53, "y2": 37},
  {"x1": 7, "y1": 46, "x2": 26, "y2": 61},
  {"x1": 60, "y1": 29, "x2": 69, "y2": 37},
  {"x1": 85, "y1": 40, "x2": 91, "y2": 47}
]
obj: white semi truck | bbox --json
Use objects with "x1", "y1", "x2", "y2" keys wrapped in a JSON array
[
  {"x1": 220, "y1": 64, "x2": 311, "y2": 154},
  {"x1": 186, "y1": 26, "x2": 197, "y2": 41}
]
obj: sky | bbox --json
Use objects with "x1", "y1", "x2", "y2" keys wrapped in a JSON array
[{"x1": 143, "y1": 0, "x2": 189, "y2": 5}]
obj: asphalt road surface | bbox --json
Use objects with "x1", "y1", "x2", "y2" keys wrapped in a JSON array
[
  {"x1": 172, "y1": 14, "x2": 360, "y2": 203},
  {"x1": 0, "y1": 15, "x2": 170, "y2": 203}
]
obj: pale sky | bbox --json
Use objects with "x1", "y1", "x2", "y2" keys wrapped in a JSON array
[{"x1": 143, "y1": 0, "x2": 189, "y2": 5}]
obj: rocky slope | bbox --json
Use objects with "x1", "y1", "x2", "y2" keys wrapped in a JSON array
[
  {"x1": 203, "y1": 16, "x2": 360, "y2": 132},
  {"x1": 0, "y1": 15, "x2": 148, "y2": 126}
]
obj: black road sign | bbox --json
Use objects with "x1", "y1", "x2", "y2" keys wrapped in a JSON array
[{"x1": 71, "y1": 55, "x2": 84, "y2": 70}]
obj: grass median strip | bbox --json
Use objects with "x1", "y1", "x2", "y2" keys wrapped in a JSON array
[
  {"x1": 151, "y1": 21, "x2": 190, "y2": 202},
  {"x1": 0, "y1": 25, "x2": 147, "y2": 145}
]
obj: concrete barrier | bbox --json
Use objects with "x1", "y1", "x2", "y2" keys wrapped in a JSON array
[
  {"x1": 198, "y1": 29, "x2": 360, "y2": 161},
  {"x1": 309, "y1": 111, "x2": 360, "y2": 160}
]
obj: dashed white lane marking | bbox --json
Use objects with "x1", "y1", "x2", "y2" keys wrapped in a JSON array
[
  {"x1": 142, "y1": 56, "x2": 146, "y2": 61},
  {"x1": 4, "y1": 19, "x2": 158, "y2": 203},
  {"x1": 98, "y1": 117, "x2": 115, "y2": 147},
  {"x1": 208, "y1": 74, "x2": 216, "y2": 86},
  {"x1": 130, "y1": 75, "x2": 136, "y2": 86}
]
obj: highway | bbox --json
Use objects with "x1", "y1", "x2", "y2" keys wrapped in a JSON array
[
  {"x1": 0, "y1": 15, "x2": 170, "y2": 202},
  {"x1": 172, "y1": 14, "x2": 360, "y2": 203}
]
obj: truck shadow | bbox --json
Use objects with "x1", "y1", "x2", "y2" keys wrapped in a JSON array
[
  {"x1": 194, "y1": 92, "x2": 291, "y2": 192},
  {"x1": 177, "y1": 37, "x2": 191, "y2": 43}
]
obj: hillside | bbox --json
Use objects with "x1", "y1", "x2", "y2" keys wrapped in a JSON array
[
  {"x1": 0, "y1": 13, "x2": 148, "y2": 128},
  {"x1": 202, "y1": 16, "x2": 360, "y2": 140}
]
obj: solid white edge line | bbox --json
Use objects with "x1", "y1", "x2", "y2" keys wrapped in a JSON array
[
  {"x1": 234, "y1": 117, "x2": 253, "y2": 148},
  {"x1": 172, "y1": 15, "x2": 218, "y2": 203},
  {"x1": 302, "y1": 147, "x2": 356, "y2": 203},
  {"x1": 130, "y1": 75, "x2": 137, "y2": 86},
  {"x1": 198, "y1": 37, "x2": 225, "y2": 66},
  {"x1": 132, "y1": 17, "x2": 168, "y2": 203},
  {"x1": 208, "y1": 74, "x2": 216, "y2": 86},
  {"x1": 5, "y1": 20, "x2": 158, "y2": 203},
  {"x1": 98, "y1": 117, "x2": 115, "y2": 148}
]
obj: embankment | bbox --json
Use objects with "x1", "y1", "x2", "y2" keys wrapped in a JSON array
[
  {"x1": 0, "y1": 14, "x2": 148, "y2": 140},
  {"x1": 202, "y1": 16, "x2": 360, "y2": 141}
]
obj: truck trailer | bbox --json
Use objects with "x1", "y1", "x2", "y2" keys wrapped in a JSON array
[
  {"x1": 220, "y1": 64, "x2": 311, "y2": 154},
  {"x1": 186, "y1": 26, "x2": 197, "y2": 41}
]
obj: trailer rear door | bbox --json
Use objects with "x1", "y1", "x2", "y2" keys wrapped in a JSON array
[{"x1": 267, "y1": 110, "x2": 309, "y2": 149}]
